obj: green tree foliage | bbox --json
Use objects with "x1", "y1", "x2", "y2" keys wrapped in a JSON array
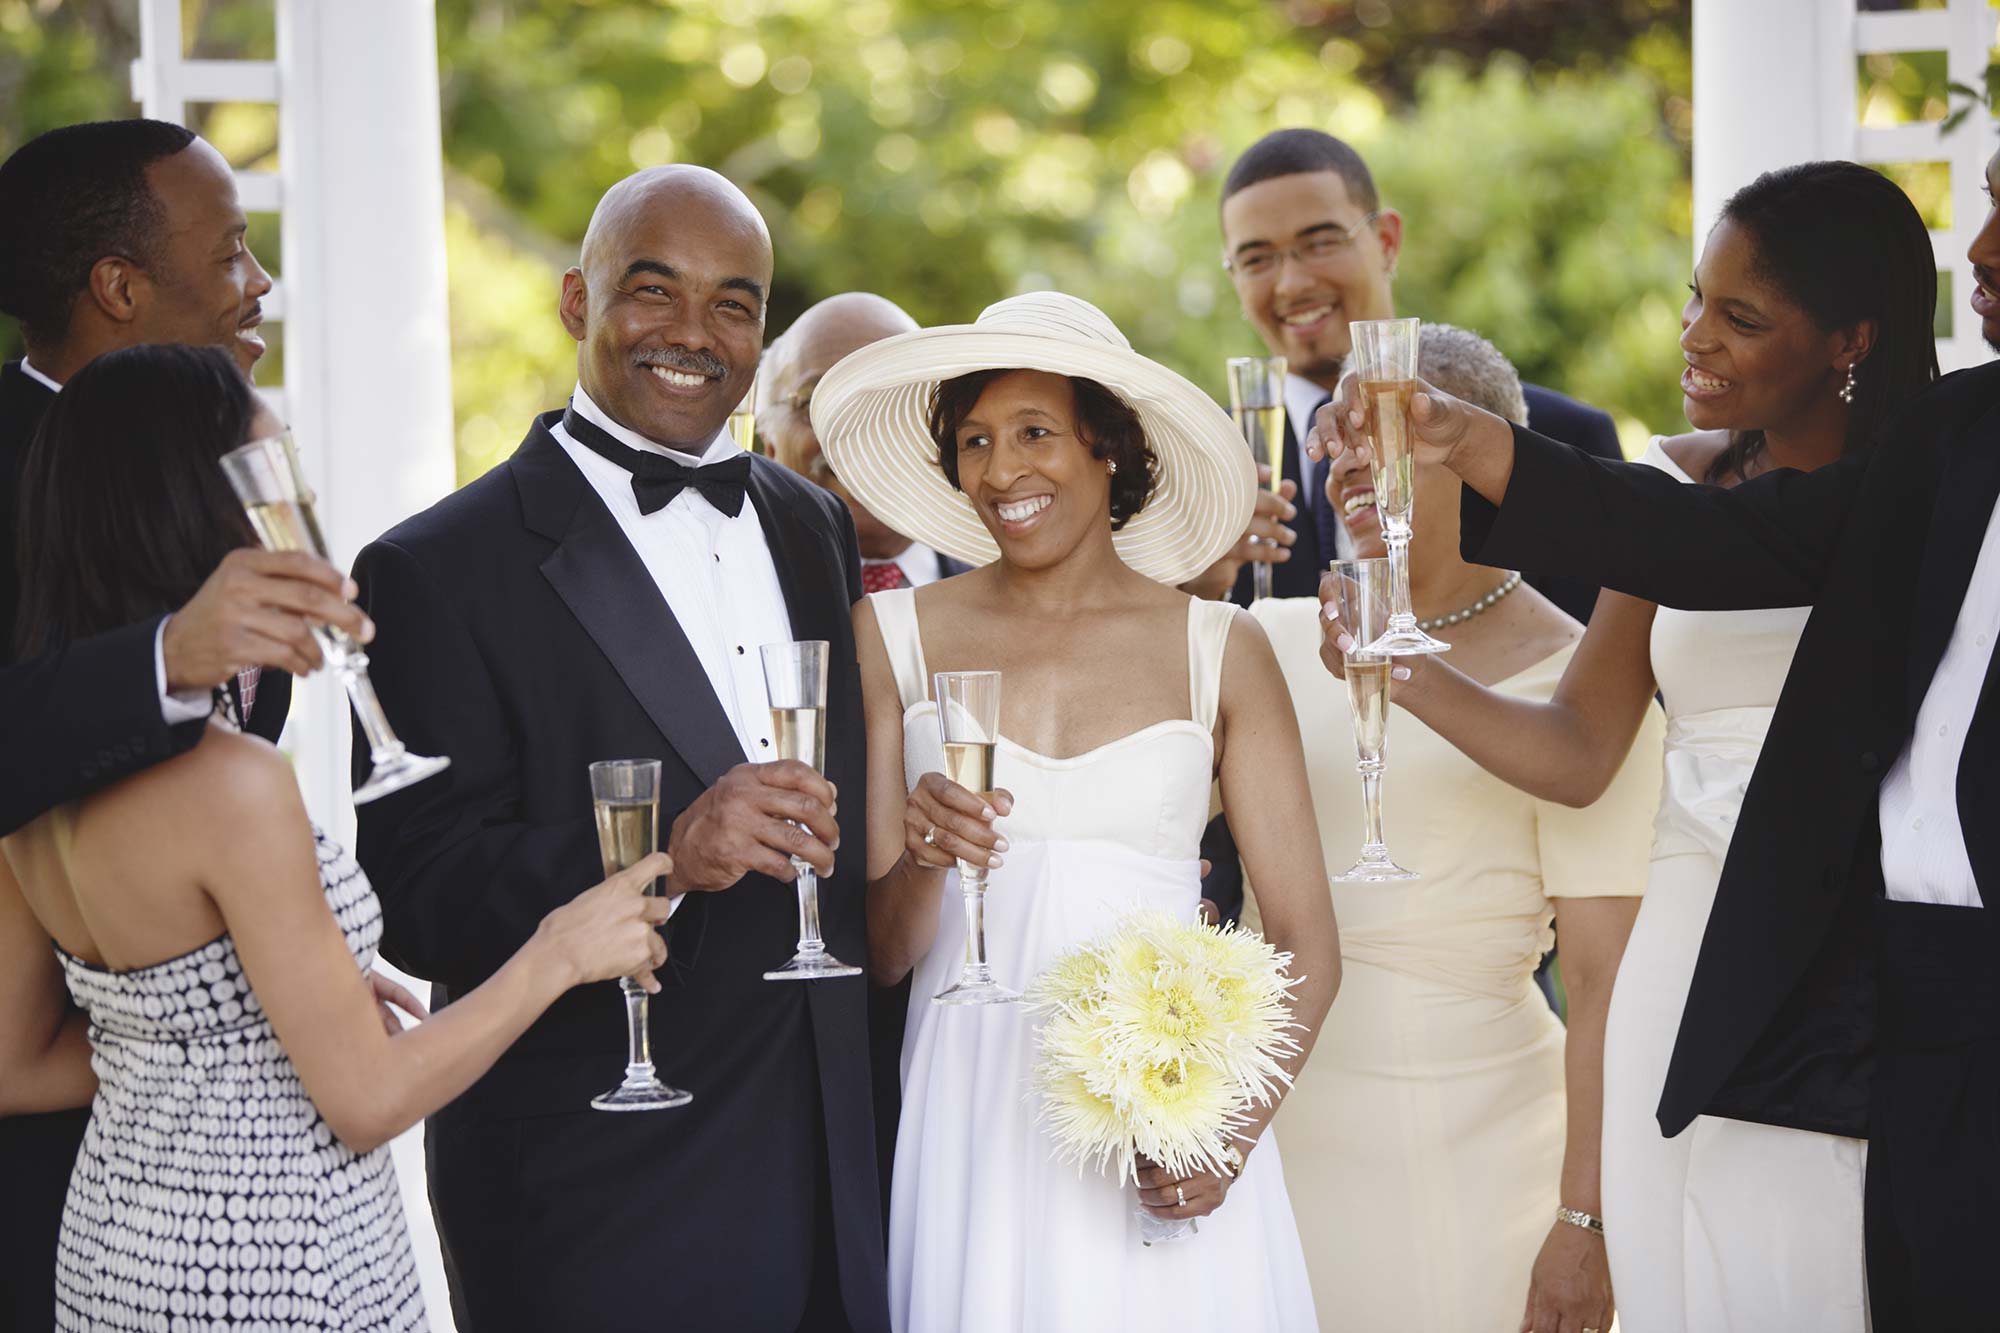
[{"x1": 1, "y1": 0, "x2": 1697, "y2": 480}]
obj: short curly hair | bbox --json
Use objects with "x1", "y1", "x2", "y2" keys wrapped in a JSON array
[{"x1": 926, "y1": 369, "x2": 1159, "y2": 530}]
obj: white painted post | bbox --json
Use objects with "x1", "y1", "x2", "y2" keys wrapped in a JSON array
[
  {"x1": 277, "y1": 0, "x2": 457, "y2": 851},
  {"x1": 1691, "y1": 0, "x2": 1844, "y2": 242}
]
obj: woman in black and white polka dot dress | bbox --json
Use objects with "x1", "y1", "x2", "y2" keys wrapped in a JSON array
[{"x1": 0, "y1": 346, "x2": 678, "y2": 1331}]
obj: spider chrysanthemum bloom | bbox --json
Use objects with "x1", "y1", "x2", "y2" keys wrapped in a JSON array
[{"x1": 1025, "y1": 908, "x2": 1303, "y2": 1186}]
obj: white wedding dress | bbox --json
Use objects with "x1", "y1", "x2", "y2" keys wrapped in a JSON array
[
  {"x1": 871, "y1": 587, "x2": 1318, "y2": 1333},
  {"x1": 1599, "y1": 439, "x2": 1869, "y2": 1332}
]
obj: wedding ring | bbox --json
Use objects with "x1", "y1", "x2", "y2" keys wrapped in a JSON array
[
  {"x1": 1174, "y1": 1185, "x2": 1186, "y2": 1207},
  {"x1": 922, "y1": 825, "x2": 938, "y2": 847}
]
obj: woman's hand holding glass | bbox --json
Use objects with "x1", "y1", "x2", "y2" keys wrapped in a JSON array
[
  {"x1": 903, "y1": 772, "x2": 1014, "y2": 873},
  {"x1": 531, "y1": 850, "x2": 676, "y2": 995},
  {"x1": 1306, "y1": 373, "x2": 1516, "y2": 506}
]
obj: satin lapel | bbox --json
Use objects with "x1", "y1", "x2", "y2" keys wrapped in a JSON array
[
  {"x1": 744, "y1": 459, "x2": 844, "y2": 646},
  {"x1": 1908, "y1": 413, "x2": 2000, "y2": 724},
  {"x1": 527, "y1": 431, "x2": 746, "y2": 789}
]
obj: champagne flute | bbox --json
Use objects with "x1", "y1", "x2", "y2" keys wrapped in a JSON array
[
  {"x1": 1226, "y1": 355, "x2": 1288, "y2": 602},
  {"x1": 587, "y1": 759, "x2": 692, "y2": 1112},
  {"x1": 1347, "y1": 318, "x2": 1450, "y2": 656},
  {"x1": 728, "y1": 372, "x2": 758, "y2": 454},
  {"x1": 759, "y1": 641, "x2": 862, "y2": 981},
  {"x1": 931, "y1": 670, "x2": 1019, "y2": 1006},
  {"x1": 218, "y1": 432, "x2": 451, "y2": 803},
  {"x1": 1327, "y1": 559, "x2": 1418, "y2": 883}
]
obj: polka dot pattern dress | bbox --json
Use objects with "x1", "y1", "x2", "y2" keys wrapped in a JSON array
[{"x1": 52, "y1": 830, "x2": 428, "y2": 1332}]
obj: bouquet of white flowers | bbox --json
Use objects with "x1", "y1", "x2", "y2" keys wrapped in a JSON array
[{"x1": 1024, "y1": 908, "x2": 1303, "y2": 1237}]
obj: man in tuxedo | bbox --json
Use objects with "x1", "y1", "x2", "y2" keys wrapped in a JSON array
[
  {"x1": 0, "y1": 117, "x2": 310, "y2": 1333},
  {"x1": 352, "y1": 166, "x2": 889, "y2": 1331},
  {"x1": 1197, "y1": 127, "x2": 1624, "y2": 621},
  {"x1": 1327, "y1": 145, "x2": 2000, "y2": 1327},
  {"x1": 760, "y1": 292, "x2": 972, "y2": 593}
]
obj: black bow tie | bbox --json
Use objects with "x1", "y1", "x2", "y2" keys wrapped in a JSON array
[{"x1": 562, "y1": 405, "x2": 753, "y2": 517}]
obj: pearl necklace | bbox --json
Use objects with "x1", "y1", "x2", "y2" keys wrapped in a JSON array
[{"x1": 1416, "y1": 571, "x2": 1522, "y2": 632}]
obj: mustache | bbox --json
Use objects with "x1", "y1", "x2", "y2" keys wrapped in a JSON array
[
  {"x1": 239, "y1": 302, "x2": 264, "y2": 327},
  {"x1": 634, "y1": 346, "x2": 728, "y2": 378},
  {"x1": 1977, "y1": 265, "x2": 2000, "y2": 294}
]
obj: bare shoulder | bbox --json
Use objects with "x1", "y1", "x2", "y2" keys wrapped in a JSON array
[
  {"x1": 112, "y1": 726, "x2": 305, "y2": 834},
  {"x1": 1658, "y1": 429, "x2": 1730, "y2": 480}
]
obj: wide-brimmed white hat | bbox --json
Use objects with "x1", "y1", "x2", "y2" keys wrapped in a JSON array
[{"x1": 810, "y1": 292, "x2": 1255, "y2": 585}]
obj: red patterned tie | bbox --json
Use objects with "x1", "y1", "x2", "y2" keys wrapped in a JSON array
[{"x1": 861, "y1": 562, "x2": 909, "y2": 594}]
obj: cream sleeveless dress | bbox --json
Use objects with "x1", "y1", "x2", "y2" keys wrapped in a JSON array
[
  {"x1": 870, "y1": 587, "x2": 1318, "y2": 1333},
  {"x1": 1598, "y1": 438, "x2": 1868, "y2": 1332},
  {"x1": 1243, "y1": 597, "x2": 1663, "y2": 1331}
]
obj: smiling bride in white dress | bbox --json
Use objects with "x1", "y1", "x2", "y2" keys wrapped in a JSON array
[{"x1": 814, "y1": 292, "x2": 1338, "y2": 1333}]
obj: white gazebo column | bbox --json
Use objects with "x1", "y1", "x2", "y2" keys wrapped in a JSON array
[
  {"x1": 279, "y1": 0, "x2": 457, "y2": 849},
  {"x1": 1691, "y1": 0, "x2": 1847, "y2": 241}
]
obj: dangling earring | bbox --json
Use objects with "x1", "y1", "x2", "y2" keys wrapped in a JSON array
[
  {"x1": 1838, "y1": 365, "x2": 1857, "y2": 405},
  {"x1": 1105, "y1": 458, "x2": 1119, "y2": 476}
]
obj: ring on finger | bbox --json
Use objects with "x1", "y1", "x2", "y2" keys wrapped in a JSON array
[
  {"x1": 922, "y1": 825, "x2": 938, "y2": 847},
  {"x1": 1174, "y1": 1185, "x2": 1185, "y2": 1207}
]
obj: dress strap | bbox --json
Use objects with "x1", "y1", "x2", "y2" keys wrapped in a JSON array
[
  {"x1": 1186, "y1": 597, "x2": 1237, "y2": 732},
  {"x1": 869, "y1": 587, "x2": 931, "y2": 711}
]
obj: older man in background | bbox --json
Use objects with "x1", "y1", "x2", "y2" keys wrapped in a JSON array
[{"x1": 759, "y1": 293, "x2": 969, "y2": 592}]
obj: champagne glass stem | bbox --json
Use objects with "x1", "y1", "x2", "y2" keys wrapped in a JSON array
[
  {"x1": 1252, "y1": 555, "x2": 1273, "y2": 602},
  {"x1": 339, "y1": 656, "x2": 409, "y2": 767},
  {"x1": 958, "y1": 865, "x2": 991, "y2": 981},
  {"x1": 1357, "y1": 764, "x2": 1388, "y2": 858},
  {"x1": 1385, "y1": 525, "x2": 1418, "y2": 629},
  {"x1": 792, "y1": 860, "x2": 828, "y2": 959},
  {"x1": 619, "y1": 979, "x2": 655, "y2": 1080}
]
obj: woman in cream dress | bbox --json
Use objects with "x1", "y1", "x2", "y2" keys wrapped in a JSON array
[
  {"x1": 1318, "y1": 165, "x2": 1939, "y2": 1330},
  {"x1": 1249, "y1": 325, "x2": 1662, "y2": 1333}
]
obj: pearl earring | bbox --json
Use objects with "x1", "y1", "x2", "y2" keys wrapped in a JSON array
[
  {"x1": 1106, "y1": 458, "x2": 1119, "y2": 476},
  {"x1": 1838, "y1": 365, "x2": 1857, "y2": 405}
]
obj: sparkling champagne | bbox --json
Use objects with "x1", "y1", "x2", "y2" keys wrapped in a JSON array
[
  {"x1": 243, "y1": 498, "x2": 352, "y2": 660},
  {"x1": 769, "y1": 706, "x2": 826, "y2": 774},
  {"x1": 728, "y1": 407, "x2": 756, "y2": 454},
  {"x1": 1344, "y1": 658, "x2": 1392, "y2": 765},
  {"x1": 941, "y1": 740, "x2": 996, "y2": 797},
  {"x1": 1360, "y1": 378, "x2": 1416, "y2": 525},
  {"x1": 1231, "y1": 404, "x2": 1287, "y2": 488},
  {"x1": 593, "y1": 797, "x2": 659, "y2": 886}
]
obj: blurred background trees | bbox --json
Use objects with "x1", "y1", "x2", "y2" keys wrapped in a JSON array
[{"x1": 3, "y1": 0, "x2": 1724, "y2": 479}]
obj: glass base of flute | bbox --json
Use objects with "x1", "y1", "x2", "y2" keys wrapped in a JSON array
[
  {"x1": 764, "y1": 859, "x2": 863, "y2": 981},
  {"x1": 344, "y1": 654, "x2": 452, "y2": 804},
  {"x1": 591, "y1": 976, "x2": 694, "y2": 1111},
  {"x1": 588, "y1": 759, "x2": 691, "y2": 1112},
  {"x1": 1361, "y1": 522, "x2": 1451, "y2": 658},
  {"x1": 932, "y1": 860, "x2": 1021, "y2": 1006}
]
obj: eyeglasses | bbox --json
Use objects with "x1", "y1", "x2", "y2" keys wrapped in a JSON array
[{"x1": 1223, "y1": 213, "x2": 1383, "y2": 281}]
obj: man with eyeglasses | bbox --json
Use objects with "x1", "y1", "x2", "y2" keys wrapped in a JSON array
[
  {"x1": 758, "y1": 292, "x2": 972, "y2": 593},
  {"x1": 1201, "y1": 127, "x2": 1625, "y2": 620}
]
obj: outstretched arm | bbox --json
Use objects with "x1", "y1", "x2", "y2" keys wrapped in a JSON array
[{"x1": 1310, "y1": 381, "x2": 1866, "y2": 612}]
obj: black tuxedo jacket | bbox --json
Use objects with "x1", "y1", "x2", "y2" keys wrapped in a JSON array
[
  {"x1": 1462, "y1": 361, "x2": 2000, "y2": 1138},
  {"x1": 350, "y1": 412, "x2": 888, "y2": 1330}
]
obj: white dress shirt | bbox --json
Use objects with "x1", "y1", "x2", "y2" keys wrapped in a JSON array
[
  {"x1": 1879, "y1": 492, "x2": 2000, "y2": 908},
  {"x1": 18, "y1": 356, "x2": 60, "y2": 394},
  {"x1": 551, "y1": 385, "x2": 795, "y2": 766},
  {"x1": 869, "y1": 542, "x2": 945, "y2": 588}
]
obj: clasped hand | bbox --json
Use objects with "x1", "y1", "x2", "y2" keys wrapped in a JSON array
[
  {"x1": 666, "y1": 761, "x2": 840, "y2": 893},
  {"x1": 1134, "y1": 1154, "x2": 1235, "y2": 1222}
]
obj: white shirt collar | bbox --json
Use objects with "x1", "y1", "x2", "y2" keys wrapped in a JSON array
[
  {"x1": 874, "y1": 542, "x2": 943, "y2": 587},
  {"x1": 1284, "y1": 372, "x2": 1334, "y2": 443},
  {"x1": 18, "y1": 357, "x2": 62, "y2": 393},
  {"x1": 570, "y1": 382, "x2": 735, "y2": 466}
]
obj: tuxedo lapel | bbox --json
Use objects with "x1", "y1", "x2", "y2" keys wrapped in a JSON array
[
  {"x1": 745, "y1": 459, "x2": 843, "y2": 647},
  {"x1": 515, "y1": 416, "x2": 745, "y2": 788}
]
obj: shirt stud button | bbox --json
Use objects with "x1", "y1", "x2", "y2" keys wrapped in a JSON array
[
  {"x1": 736, "y1": 645, "x2": 745, "y2": 655},
  {"x1": 759, "y1": 738, "x2": 769, "y2": 748}
]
